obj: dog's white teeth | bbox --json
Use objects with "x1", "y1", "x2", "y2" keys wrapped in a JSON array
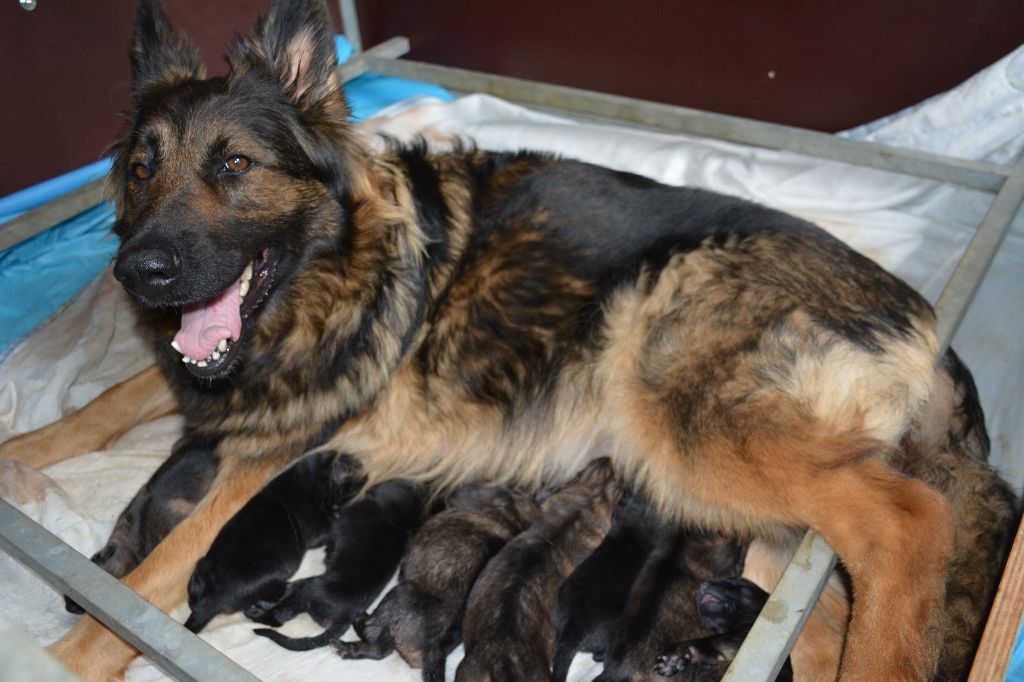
[
  {"x1": 240, "y1": 280, "x2": 250, "y2": 300},
  {"x1": 197, "y1": 361, "x2": 208, "y2": 368},
  {"x1": 242, "y1": 262, "x2": 253, "y2": 283},
  {"x1": 218, "y1": 339, "x2": 228, "y2": 352},
  {"x1": 183, "y1": 355, "x2": 192, "y2": 364},
  {"x1": 170, "y1": 340, "x2": 183, "y2": 355},
  {"x1": 212, "y1": 351, "x2": 221, "y2": 360}
]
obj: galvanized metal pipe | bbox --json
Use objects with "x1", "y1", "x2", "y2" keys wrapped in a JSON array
[
  {"x1": 0, "y1": 498, "x2": 260, "y2": 682},
  {"x1": 934, "y1": 164, "x2": 1024, "y2": 355},
  {"x1": 339, "y1": 0, "x2": 363, "y2": 52},
  {"x1": 723, "y1": 531, "x2": 837, "y2": 681},
  {"x1": 362, "y1": 56, "x2": 1019, "y2": 194},
  {"x1": 0, "y1": 177, "x2": 107, "y2": 252}
]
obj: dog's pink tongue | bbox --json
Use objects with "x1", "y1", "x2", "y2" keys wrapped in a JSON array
[{"x1": 173, "y1": 280, "x2": 242, "y2": 360}]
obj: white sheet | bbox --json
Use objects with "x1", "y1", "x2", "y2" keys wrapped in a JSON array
[{"x1": 1, "y1": 44, "x2": 1021, "y2": 681}]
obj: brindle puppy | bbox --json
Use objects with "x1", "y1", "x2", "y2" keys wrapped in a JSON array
[
  {"x1": 66, "y1": 434, "x2": 218, "y2": 614},
  {"x1": 335, "y1": 484, "x2": 540, "y2": 682},
  {"x1": 455, "y1": 458, "x2": 621, "y2": 682},
  {"x1": 653, "y1": 577, "x2": 793, "y2": 681},
  {"x1": 253, "y1": 478, "x2": 427, "y2": 650},
  {"x1": 184, "y1": 451, "x2": 357, "y2": 632},
  {"x1": 595, "y1": 530, "x2": 746, "y2": 682},
  {"x1": 551, "y1": 491, "x2": 662, "y2": 682}
]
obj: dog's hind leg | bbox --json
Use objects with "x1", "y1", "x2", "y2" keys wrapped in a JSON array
[
  {"x1": 793, "y1": 458, "x2": 954, "y2": 681},
  {"x1": 48, "y1": 454, "x2": 286, "y2": 681},
  {"x1": 0, "y1": 365, "x2": 174, "y2": 468}
]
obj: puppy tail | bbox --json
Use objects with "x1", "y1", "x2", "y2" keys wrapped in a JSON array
[
  {"x1": 253, "y1": 622, "x2": 349, "y2": 651},
  {"x1": 550, "y1": 640, "x2": 576, "y2": 682}
]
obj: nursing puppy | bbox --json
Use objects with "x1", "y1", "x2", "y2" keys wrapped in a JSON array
[
  {"x1": 335, "y1": 484, "x2": 541, "y2": 681},
  {"x1": 653, "y1": 577, "x2": 793, "y2": 681},
  {"x1": 253, "y1": 478, "x2": 427, "y2": 650},
  {"x1": 595, "y1": 530, "x2": 746, "y2": 682},
  {"x1": 184, "y1": 451, "x2": 357, "y2": 632},
  {"x1": 551, "y1": 492, "x2": 662, "y2": 682},
  {"x1": 455, "y1": 458, "x2": 621, "y2": 682},
  {"x1": 65, "y1": 435, "x2": 218, "y2": 614}
]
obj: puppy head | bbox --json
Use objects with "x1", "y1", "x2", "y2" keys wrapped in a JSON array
[{"x1": 695, "y1": 577, "x2": 769, "y2": 633}]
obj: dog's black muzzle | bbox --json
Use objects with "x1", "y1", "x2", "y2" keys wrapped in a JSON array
[{"x1": 114, "y1": 242, "x2": 181, "y2": 303}]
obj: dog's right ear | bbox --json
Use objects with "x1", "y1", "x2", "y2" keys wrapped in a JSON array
[{"x1": 130, "y1": 0, "x2": 205, "y2": 99}]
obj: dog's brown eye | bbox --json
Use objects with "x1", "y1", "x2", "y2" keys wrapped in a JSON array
[
  {"x1": 223, "y1": 155, "x2": 251, "y2": 173},
  {"x1": 131, "y1": 163, "x2": 152, "y2": 180}
]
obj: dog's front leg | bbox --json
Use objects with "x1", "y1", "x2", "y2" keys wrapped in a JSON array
[
  {"x1": 0, "y1": 365, "x2": 175, "y2": 468},
  {"x1": 49, "y1": 454, "x2": 285, "y2": 681}
]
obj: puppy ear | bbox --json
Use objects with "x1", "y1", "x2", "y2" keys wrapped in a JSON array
[
  {"x1": 231, "y1": 0, "x2": 346, "y2": 114},
  {"x1": 130, "y1": 0, "x2": 205, "y2": 99}
]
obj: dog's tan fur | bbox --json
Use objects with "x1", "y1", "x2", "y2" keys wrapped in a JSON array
[{"x1": 1, "y1": 1, "x2": 1016, "y2": 681}]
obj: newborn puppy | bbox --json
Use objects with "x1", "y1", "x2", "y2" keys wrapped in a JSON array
[
  {"x1": 253, "y1": 478, "x2": 428, "y2": 650},
  {"x1": 551, "y1": 491, "x2": 662, "y2": 682},
  {"x1": 184, "y1": 451, "x2": 358, "y2": 632},
  {"x1": 594, "y1": 529, "x2": 746, "y2": 682},
  {"x1": 334, "y1": 484, "x2": 541, "y2": 681},
  {"x1": 455, "y1": 457, "x2": 621, "y2": 682},
  {"x1": 65, "y1": 435, "x2": 218, "y2": 614},
  {"x1": 653, "y1": 577, "x2": 793, "y2": 681}
]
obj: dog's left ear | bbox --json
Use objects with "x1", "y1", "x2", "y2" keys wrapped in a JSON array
[{"x1": 231, "y1": 0, "x2": 346, "y2": 115}]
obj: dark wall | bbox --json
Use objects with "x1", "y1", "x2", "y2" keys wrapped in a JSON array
[
  {"x1": 0, "y1": 0, "x2": 341, "y2": 197},
  {"x1": 1, "y1": 0, "x2": 1021, "y2": 197},
  {"x1": 357, "y1": 0, "x2": 1024, "y2": 131}
]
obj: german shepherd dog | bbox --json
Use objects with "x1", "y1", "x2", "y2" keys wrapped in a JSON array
[{"x1": 0, "y1": 0, "x2": 1016, "y2": 679}]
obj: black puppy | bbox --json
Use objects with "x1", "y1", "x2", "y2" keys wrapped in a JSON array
[
  {"x1": 653, "y1": 577, "x2": 793, "y2": 681},
  {"x1": 455, "y1": 458, "x2": 621, "y2": 682},
  {"x1": 595, "y1": 529, "x2": 746, "y2": 682},
  {"x1": 184, "y1": 451, "x2": 358, "y2": 632},
  {"x1": 66, "y1": 435, "x2": 218, "y2": 614},
  {"x1": 253, "y1": 478, "x2": 427, "y2": 650},
  {"x1": 334, "y1": 484, "x2": 540, "y2": 681},
  {"x1": 551, "y1": 491, "x2": 662, "y2": 682}
]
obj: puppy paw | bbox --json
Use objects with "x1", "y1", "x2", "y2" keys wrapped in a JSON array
[{"x1": 654, "y1": 652, "x2": 687, "y2": 676}]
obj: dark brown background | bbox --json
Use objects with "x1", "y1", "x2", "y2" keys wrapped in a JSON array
[{"x1": 1, "y1": 0, "x2": 1022, "y2": 196}]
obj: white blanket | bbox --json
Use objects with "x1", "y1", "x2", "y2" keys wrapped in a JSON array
[{"x1": 1, "y1": 45, "x2": 1022, "y2": 681}]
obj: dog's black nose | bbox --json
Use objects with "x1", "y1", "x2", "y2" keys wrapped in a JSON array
[{"x1": 114, "y1": 245, "x2": 181, "y2": 292}]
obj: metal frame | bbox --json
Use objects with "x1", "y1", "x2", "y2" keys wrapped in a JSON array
[{"x1": 1, "y1": 13, "x2": 1022, "y2": 681}]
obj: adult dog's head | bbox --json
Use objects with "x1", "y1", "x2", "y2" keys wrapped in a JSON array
[{"x1": 111, "y1": 0, "x2": 364, "y2": 380}]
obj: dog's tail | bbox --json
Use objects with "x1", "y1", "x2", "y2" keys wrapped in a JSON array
[
  {"x1": 899, "y1": 350, "x2": 1018, "y2": 680},
  {"x1": 253, "y1": 621, "x2": 350, "y2": 651}
]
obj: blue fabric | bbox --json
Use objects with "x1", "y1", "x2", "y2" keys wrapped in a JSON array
[
  {"x1": 0, "y1": 36, "x2": 451, "y2": 355},
  {"x1": 1008, "y1": 615, "x2": 1024, "y2": 681}
]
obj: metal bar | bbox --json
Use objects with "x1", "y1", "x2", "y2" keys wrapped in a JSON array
[
  {"x1": 0, "y1": 177, "x2": 106, "y2": 252},
  {"x1": 335, "y1": 36, "x2": 409, "y2": 83},
  {"x1": 933, "y1": 165, "x2": 1024, "y2": 355},
  {"x1": 0, "y1": 498, "x2": 260, "y2": 682},
  {"x1": 339, "y1": 0, "x2": 363, "y2": 52},
  {"x1": 362, "y1": 56, "x2": 1020, "y2": 193},
  {"x1": 0, "y1": 620, "x2": 82, "y2": 682},
  {"x1": 724, "y1": 531, "x2": 837, "y2": 681}
]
